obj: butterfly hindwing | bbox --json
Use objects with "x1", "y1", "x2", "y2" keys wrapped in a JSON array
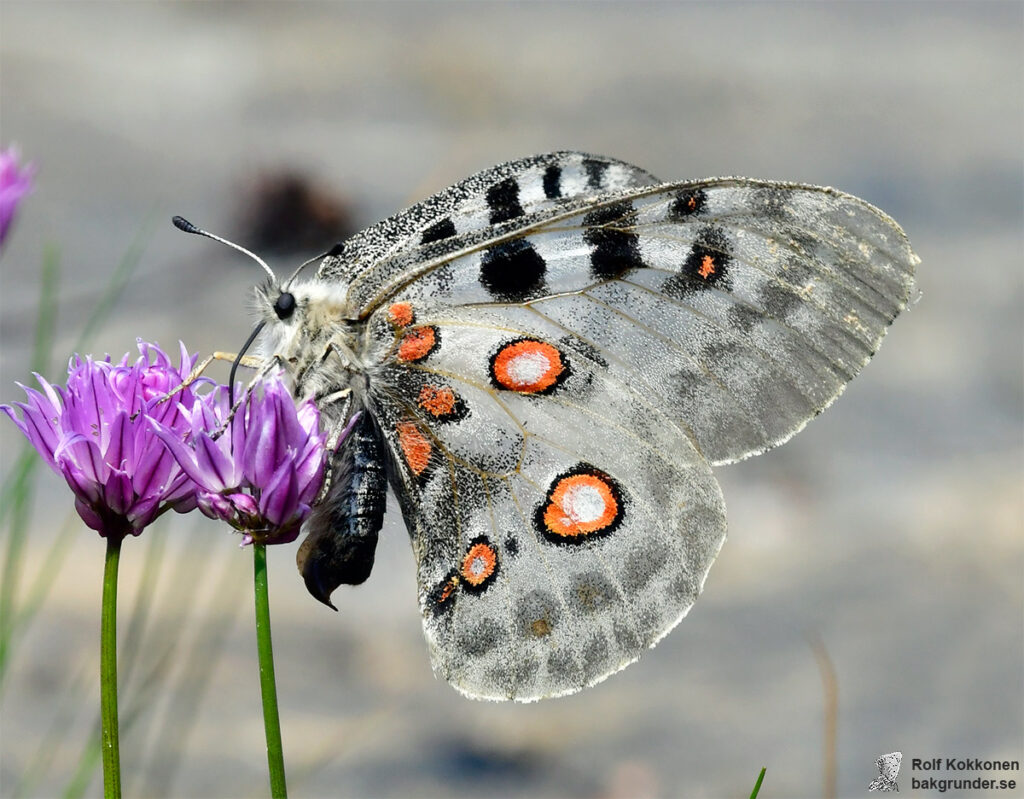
[{"x1": 367, "y1": 304, "x2": 726, "y2": 700}]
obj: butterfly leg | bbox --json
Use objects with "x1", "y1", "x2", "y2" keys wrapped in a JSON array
[
  {"x1": 149, "y1": 351, "x2": 264, "y2": 409},
  {"x1": 204, "y1": 354, "x2": 288, "y2": 439}
]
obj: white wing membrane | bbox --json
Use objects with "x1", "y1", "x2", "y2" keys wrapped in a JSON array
[{"x1": 316, "y1": 151, "x2": 917, "y2": 700}]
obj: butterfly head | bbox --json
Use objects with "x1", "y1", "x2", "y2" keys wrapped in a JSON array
[
  {"x1": 252, "y1": 272, "x2": 362, "y2": 419},
  {"x1": 172, "y1": 217, "x2": 358, "y2": 401}
]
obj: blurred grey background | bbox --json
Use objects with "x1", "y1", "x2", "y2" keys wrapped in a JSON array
[{"x1": 1, "y1": 2, "x2": 1021, "y2": 798}]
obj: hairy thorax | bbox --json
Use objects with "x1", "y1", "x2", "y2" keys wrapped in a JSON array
[{"x1": 257, "y1": 280, "x2": 368, "y2": 434}]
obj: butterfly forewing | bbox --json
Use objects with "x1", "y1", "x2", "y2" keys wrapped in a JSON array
[
  {"x1": 356, "y1": 176, "x2": 916, "y2": 465},
  {"x1": 319, "y1": 151, "x2": 659, "y2": 307}
]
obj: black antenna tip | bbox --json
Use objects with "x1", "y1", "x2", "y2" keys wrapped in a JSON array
[{"x1": 172, "y1": 215, "x2": 199, "y2": 234}]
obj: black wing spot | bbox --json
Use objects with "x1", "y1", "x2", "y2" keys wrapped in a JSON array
[
  {"x1": 487, "y1": 177, "x2": 525, "y2": 225},
  {"x1": 663, "y1": 225, "x2": 732, "y2": 297},
  {"x1": 421, "y1": 217, "x2": 456, "y2": 244},
  {"x1": 543, "y1": 164, "x2": 562, "y2": 199},
  {"x1": 667, "y1": 187, "x2": 707, "y2": 219},
  {"x1": 429, "y1": 570, "x2": 460, "y2": 617},
  {"x1": 582, "y1": 158, "x2": 608, "y2": 189},
  {"x1": 583, "y1": 201, "x2": 643, "y2": 280},
  {"x1": 479, "y1": 239, "x2": 547, "y2": 301}
]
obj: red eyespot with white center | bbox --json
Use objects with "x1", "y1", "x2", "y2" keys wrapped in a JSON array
[
  {"x1": 459, "y1": 536, "x2": 499, "y2": 592},
  {"x1": 489, "y1": 338, "x2": 569, "y2": 394},
  {"x1": 535, "y1": 465, "x2": 624, "y2": 544}
]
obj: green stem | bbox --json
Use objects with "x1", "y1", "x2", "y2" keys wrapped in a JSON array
[
  {"x1": 749, "y1": 766, "x2": 767, "y2": 799},
  {"x1": 100, "y1": 535, "x2": 123, "y2": 799},
  {"x1": 253, "y1": 543, "x2": 287, "y2": 798}
]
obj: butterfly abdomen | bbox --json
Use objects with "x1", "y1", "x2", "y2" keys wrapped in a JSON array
[{"x1": 296, "y1": 412, "x2": 387, "y2": 609}]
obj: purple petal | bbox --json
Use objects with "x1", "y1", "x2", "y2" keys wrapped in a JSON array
[
  {"x1": 169, "y1": 490, "x2": 198, "y2": 514},
  {"x1": 195, "y1": 432, "x2": 238, "y2": 491},
  {"x1": 0, "y1": 147, "x2": 34, "y2": 245},
  {"x1": 163, "y1": 466, "x2": 199, "y2": 506},
  {"x1": 78, "y1": 359, "x2": 115, "y2": 447},
  {"x1": 258, "y1": 460, "x2": 299, "y2": 527},
  {"x1": 294, "y1": 442, "x2": 326, "y2": 505},
  {"x1": 2, "y1": 401, "x2": 59, "y2": 469},
  {"x1": 131, "y1": 435, "x2": 176, "y2": 500},
  {"x1": 241, "y1": 395, "x2": 281, "y2": 487},
  {"x1": 103, "y1": 470, "x2": 135, "y2": 516},
  {"x1": 178, "y1": 341, "x2": 199, "y2": 376},
  {"x1": 149, "y1": 419, "x2": 217, "y2": 490},
  {"x1": 56, "y1": 432, "x2": 107, "y2": 489},
  {"x1": 23, "y1": 376, "x2": 62, "y2": 419},
  {"x1": 73, "y1": 497, "x2": 105, "y2": 533},
  {"x1": 227, "y1": 491, "x2": 258, "y2": 517},
  {"x1": 296, "y1": 399, "x2": 324, "y2": 438},
  {"x1": 197, "y1": 491, "x2": 243, "y2": 524},
  {"x1": 102, "y1": 410, "x2": 133, "y2": 473},
  {"x1": 128, "y1": 495, "x2": 162, "y2": 533}
]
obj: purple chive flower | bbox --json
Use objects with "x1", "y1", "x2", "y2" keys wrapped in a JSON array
[
  {"x1": 0, "y1": 146, "x2": 35, "y2": 246},
  {"x1": 153, "y1": 373, "x2": 327, "y2": 545},
  {"x1": 2, "y1": 341, "x2": 204, "y2": 538}
]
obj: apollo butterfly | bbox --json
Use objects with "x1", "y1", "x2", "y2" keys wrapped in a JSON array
[{"x1": 187, "y1": 152, "x2": 918, "y2": 701}]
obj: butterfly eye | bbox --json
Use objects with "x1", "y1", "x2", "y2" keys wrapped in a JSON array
[{"x1": 273, "y1": 291, "x2": 296, "y2": 320}]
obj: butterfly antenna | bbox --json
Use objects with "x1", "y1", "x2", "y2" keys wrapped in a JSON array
[
  {"x1": 172, "y1": 215, "x2": 278, "y2": 284},
  {"x1": 228, "y1": 321, "x2": 267, "y2": 408},
  {"x1": 281, "y1": 242, "x2": 345, "y2": 290}
]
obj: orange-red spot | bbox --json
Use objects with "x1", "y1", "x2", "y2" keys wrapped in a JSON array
[
  {"x1": 388, "y1": 302, "x2": 414, "y2": 327},
  {"x1": 418, "y1": 384, "x2": 456, "y2": 417},
  {"x1": 398, "y1": 326, "x2": 437, "y2": 362},
  {"x1": 397, "y1": 421, "x2": 432, "y2": 475},
  {"x1": 698, "y1": 254, "x2": 716, "y2": 279},
  {"x1": 687, "y1": 195, "x2": 698, "y2": 211},
  {"x1": 491, "y1": 339, "x2": 564, "y2": 393},
  {"x1": 543, "y1": 473, "x2": 619, "y2": 538},
  {"x1": 438, "y1": 576, "x2": 459, "y2": 603},
  {"x1": 460, "y1": 541, "x2": 498, "y2": 587}
]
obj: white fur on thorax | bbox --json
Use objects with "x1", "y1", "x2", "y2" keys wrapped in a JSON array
[{"x1": 256, "y1": 279, "x2": 367, "y2": 422}]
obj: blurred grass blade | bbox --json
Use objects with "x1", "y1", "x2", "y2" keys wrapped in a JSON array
[
  {"x1": 0, "y1": 243, "x2": 59, "y2": 689},
  {"x1": 76, "y1": 214, "x2": 156, "y2": 350},
  {"x1": 749, "y1": 767, "x2": 766, "y2": 799},
  {"x1": 133, "y1": 549, "x2": 244, "y2": 796},
  {"x1": 0, "y1": 220, "x2": 152, "y2": 691},
  {"x1": 13, "y1": 664, "x2": 92, "y2": 798}
]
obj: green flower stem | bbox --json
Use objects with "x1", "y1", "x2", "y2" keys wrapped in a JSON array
[
  {"x1": 100, "y1": 534, "x2": 123, "y2": 799},
  {"x1": 253, "y1": 543, "x2": 287, "y2": 798}
]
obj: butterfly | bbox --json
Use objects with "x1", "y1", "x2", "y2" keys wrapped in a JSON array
[
  {"x1": 227, "y1": 151, "x2": 917, "y2": 701},
  {"x1": 868, "y1": 751, "x2": 903, "y2": 792}
]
